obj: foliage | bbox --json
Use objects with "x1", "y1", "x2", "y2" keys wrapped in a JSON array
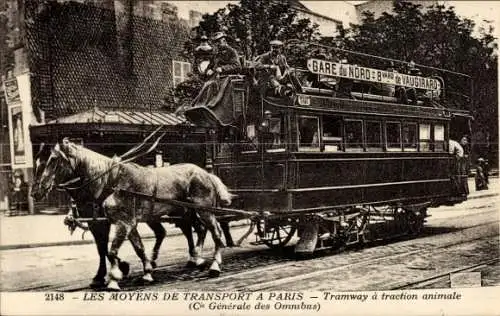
[
  {"x1": 0, "y1": 8, "x2": 15, "y2": 77},
  {"x1": 189, "y1": 0, "x2": 320, "y2": 58}
]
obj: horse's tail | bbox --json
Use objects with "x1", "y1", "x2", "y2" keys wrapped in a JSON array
[{"x1": 207, "y1": 173, "x2": 235, "y2": 206}]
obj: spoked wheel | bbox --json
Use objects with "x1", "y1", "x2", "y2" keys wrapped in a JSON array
[{"x1": 256, "y1": 219, "x2": 297, "y2": 249}]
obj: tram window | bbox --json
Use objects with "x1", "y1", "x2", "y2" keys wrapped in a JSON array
[
  {"x1": 365, "y1": 121, "x2": 382, "y2": 151},
  {"x1": 434, "y1": 124, "x2": 445, "y2": 152},
  {"x1": 298, "y1": 116, "x2": 320, "y2": 151},
  {"x1": 419, "y1": 123, "x2": 431, "y2": 152},
  {"x1": 345, "y1": 120, "x2": 364, "y2": 152},
  {"x1": 403, "y1": 123, "x2": 418, "y2": 151},
  {"x1": 264, "y1": 117, "x2": 286, "y2": 152},
  {"x1": 386, "y1": 122, "x2": 402, "y2": 151},
  {"x1": 241, "y1": 124, "x2": 258, "y2": 153},
  {"x1": 322, "y1": 116, "x2": 342, "y2": 152}
]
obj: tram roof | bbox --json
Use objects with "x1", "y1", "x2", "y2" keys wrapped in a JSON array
[{"x1": 264, "y1": 95, "x2": 456, "y2": 120}]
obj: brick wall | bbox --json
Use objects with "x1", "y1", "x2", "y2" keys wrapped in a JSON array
[{"x1": 25, "y1": 1, "x2": 190, "y2": 120}]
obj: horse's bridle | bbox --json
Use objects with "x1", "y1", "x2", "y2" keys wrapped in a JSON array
[{"x1": 57, "y1": 129, "x2": 167, "y2": 192}]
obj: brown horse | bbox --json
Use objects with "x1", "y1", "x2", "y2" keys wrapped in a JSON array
[{"x1": 33, "y1": 139, "x2": 234, "y2": 290}]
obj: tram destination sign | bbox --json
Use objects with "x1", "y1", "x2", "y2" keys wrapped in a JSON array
[{"x1": 307, "y1": 58, "x2": 441, "y2": 91}]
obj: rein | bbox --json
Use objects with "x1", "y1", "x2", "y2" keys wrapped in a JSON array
[{"x1": 58, "y1": 130, "x2": 166, "y2": 192}]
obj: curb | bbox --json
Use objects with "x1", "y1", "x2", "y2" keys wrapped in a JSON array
[
  {"x1": 1, "y1": 191, "x2": 497, "y2": 251},
  {"x1": 467, "y1": 193, "x2": 498, "y2": 201}
]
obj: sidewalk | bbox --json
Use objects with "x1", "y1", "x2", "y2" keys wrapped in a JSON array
[{"x1": 0, "y1": 178, "x2": 497, "y2": 251}]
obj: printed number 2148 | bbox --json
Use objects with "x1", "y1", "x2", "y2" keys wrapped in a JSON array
[{"x1": 45, "y1": 293, "x2": 64, "y2": 301}]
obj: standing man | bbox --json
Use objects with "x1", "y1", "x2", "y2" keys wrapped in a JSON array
[
  {"x1": 254, "y1": 40, "x2": 293, "y2": 96},
  {"x1": 206, "y1": 32, "x2": 241, "y2": 77}
]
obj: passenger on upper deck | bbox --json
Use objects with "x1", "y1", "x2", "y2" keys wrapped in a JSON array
[
  {"x1": 194, "y1": 35, "x2": 214, "y2": 78},
  {"x1": 405, "y1": 61, "x2": 421, "y2": 105},
  {"x1": 254, "y1": 40, "x2": 293, "y2": 97},
  {"x1": 190, "y1": 32, "x2": 242, "y2": 108},
  {"x1": 206, "y1": 32, "x2": 242, "y2": 77}
]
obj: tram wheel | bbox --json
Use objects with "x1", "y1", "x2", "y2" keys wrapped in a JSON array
[
  {"x1": 256, "y1": 219, "x2": 297, "y2": 249},
  {"x1": 405, "y1": 209, "x2": 425, "y2": 236}
]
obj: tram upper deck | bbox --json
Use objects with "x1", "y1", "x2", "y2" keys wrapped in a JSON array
[
  {"x1": 183, "y1": 41, "x2": 472, "y2": 213},
  {"x1": 283, "y1": 40, "x2": 472, "y2": 111},
  {"x1": 185, "y1": 40, "x2": 472, "y2": 130}
]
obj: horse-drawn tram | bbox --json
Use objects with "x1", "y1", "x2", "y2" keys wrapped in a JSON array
[
  {"x1": 184, "y1": 40, "x2": 472, "y2": 254},
  {"x1": 31, "y1": 40, "x2": 473, "y2": 288}
]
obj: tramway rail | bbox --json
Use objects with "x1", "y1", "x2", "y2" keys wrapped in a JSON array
[
  {"x1": 17, "y1": 217, "x2": 497, "y2": 292},
  {"x1": 390, "y1": 258, "x2": 500, "y2": 290}
]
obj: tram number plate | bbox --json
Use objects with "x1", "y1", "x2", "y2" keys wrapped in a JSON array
[{"x1": 450, "y1": 272, "x2": 481, "y2": 288}]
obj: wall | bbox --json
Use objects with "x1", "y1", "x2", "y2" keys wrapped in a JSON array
[
  {"x1": 355, "y1": 1, "x2": 439, "y2": 21},
  {"x1": 300, "y1": 1, "x2": 358, "y2": 31},
  {"x1": 25, "y1": 1, "x2": 190, "y2": 120}
]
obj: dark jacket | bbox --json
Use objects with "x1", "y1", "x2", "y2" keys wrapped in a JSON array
[
  {"x1": 209, "y1": 45, "x2": 241, "y2": 74},
  {"x1": 255, "y1": 52, "x2": 289, "y2": 74}
]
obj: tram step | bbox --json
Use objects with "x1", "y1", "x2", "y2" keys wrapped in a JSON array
[{"x1": 295, "y1": 222, "x2": 319, "y2": 254}]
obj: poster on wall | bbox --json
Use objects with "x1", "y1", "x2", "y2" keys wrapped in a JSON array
[
  {"x1": 3, "y1": 77, "x2": 21, "y2": 104},
  {"x1": 8, "y1": 104, "x2": 26, "y2": 164},
  {"x1": 4, "y1": 73, "x2": 33, "y2": 169}
]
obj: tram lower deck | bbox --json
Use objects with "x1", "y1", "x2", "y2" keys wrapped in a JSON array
[{"x1": 216, "y1": 151, "x2": 456, "y2": 214}]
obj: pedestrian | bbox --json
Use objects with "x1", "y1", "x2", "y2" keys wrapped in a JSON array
[
  {"x1": 10, "y1": 170, "x2": 29, "y2": 216},
  {"x1": 475, "y1": 158, "x2": 488, "y2": 191}
]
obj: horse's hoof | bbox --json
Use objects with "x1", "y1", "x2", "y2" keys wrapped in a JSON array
[
  {"x1": 151, "y1": 261, "x2": 157, "y2": 270},
  {"x1": 107, "y1": 280, "x2": 121, "y2": 291},
  {"x1": 197, "y1": 261, "x2": 209, "y2": 271},
  {"x1": 185, "y1": 261, "x2": 197, "y2": 269},
  {"x1": 118, "y1": 261, "x2": 130, "y2": 277},
  {"x1": 142, "y1": 273, "x2": 154, "y2": 283},
  {"x1": 208, "y1": 269, "x2": 220, "y2": 278},
  {"x1": 90, "y1": 278, "x2": 106, "y2": 289}
]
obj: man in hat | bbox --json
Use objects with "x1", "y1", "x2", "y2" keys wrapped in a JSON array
[
  {"x1": 405, "y1": 61, "x2": 422, "y2": 105},
  {"x1": 254, "y1": 40, "x2": 293, "y2": 96},
  {"x1": 190, "y1": 32, "x2": 241, "y2": 107},
  {"x1": 206, "y1": 32, "x2": 241, "y2": 77},
  {"x1": 475, "y1": 158, "x2": 488, "y2": 191}
]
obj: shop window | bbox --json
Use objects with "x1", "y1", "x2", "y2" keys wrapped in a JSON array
[
  {"x1": 173, "y1": 60, "x2": 192, "y2": 87},
  {"x1": 322, "y1": 116, "x2": 342, "y2": 152},
  {"x1": 298, "y1": 116, "x2": 320, "y2": 151},
  {"x1": 345, "y1": 120, "x2": 364, "y2": 152},
  {"x1": 365, "y1": 121, "x2": 382, "y2": 151},
  {"x1": 403, "y1": 123, "x2": 418, "y2": 151},
  {"x1": 434, "y1": 124, "x2": 445, "y2": 152},
  {"x1": 386, "y1": 122, "x2": 402, "y2": 151},
  {"x1": 419, "y1": 123, "x2": 431, "y2": 152}
]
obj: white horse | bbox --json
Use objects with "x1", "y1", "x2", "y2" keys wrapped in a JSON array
[{"x1": 34, "y1": 138, "x2": 234, "y2": 290}]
